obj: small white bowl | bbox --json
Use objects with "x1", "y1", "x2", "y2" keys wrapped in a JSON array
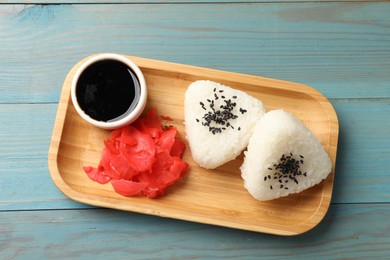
[{"x1": 71, "y1": 53, "x2": 147, "y2": 130}]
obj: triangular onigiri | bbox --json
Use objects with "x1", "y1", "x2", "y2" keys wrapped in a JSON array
[
  {"x1": 184, "y1": 80, "x2": 266, "y2": 169},
  {"x1": 240, "y1": 110, "x2": 332, "y2": 201}
]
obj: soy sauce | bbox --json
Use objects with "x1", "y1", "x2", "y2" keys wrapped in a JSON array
[{"x1": 76, "y1": 59, "x2": 140, "y2": 122}]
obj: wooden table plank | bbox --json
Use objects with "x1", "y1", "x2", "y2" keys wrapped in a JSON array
[
  {"x1": 0, "y1": 0, "x2": 376, "y2": 3},
  {"x1": 0, "y1": 98, "x2": 389, "y2": 210},
  {"x1": 1, "y1": 204, "x2": 389, "y2": 259},
  {"x1": 0, "y1": 1, "x2": 389, "y2": 257},
  {"x1": 332, "y1": 99, "x2": 390, "y2": 203},
  {"x1": 0, "y1": 104, "x2": 87, "y2": 210},
  {"x1": 0, "y1": 3, "x2": 389, "y2": 103}
]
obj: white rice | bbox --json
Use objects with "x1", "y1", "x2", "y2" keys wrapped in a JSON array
[
  {"x1": 184, "y1": 80, "x2": 266, "y2": 169},
  {"x1": 240, "y1": 110, "x2": 332, "y2": 201}
]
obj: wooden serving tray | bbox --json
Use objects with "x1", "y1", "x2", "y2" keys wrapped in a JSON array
[{"x1": 48, "y1": 54, "x2": 338, "y2": 236}]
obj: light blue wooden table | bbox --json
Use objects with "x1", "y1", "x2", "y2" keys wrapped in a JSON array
[{"x1": 1, "y1": 1, "x2": 389, "y2": 259}]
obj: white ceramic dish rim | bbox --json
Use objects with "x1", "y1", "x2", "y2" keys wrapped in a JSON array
[{"x1": 70, "y1": 53, "x2": 147, "y2": 130}]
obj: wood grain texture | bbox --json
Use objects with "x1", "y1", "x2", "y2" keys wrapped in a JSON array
[
  {"x1": 0, "y1": 3, "x2": 389, "y2": 103},
  {"x1": 0, "y1": 0, "x2": 389, "y2": 257},
  {"x1": 0, "y1": 103, "x2": 87, "y2": 211},
  {"x1": 1, "y1": 205, "x2": 390, "y2": 259},
  {"x1": 1, "y1": 0, "x2": 377, "y2": 3},
  {"x1": 47, "y1": 55, "x2": 338, "y2": 235},
  {"x1": 0, "y1": 98, "x2": 388, "y2": 211},
  {"x1": 332, "y1": 99, "x2": 390, "y2": 203}
]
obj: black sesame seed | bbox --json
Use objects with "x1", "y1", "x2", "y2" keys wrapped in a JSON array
[
  {"x1": 196, "y1": 119, "x2": 199, "y2": 122},
  {"x1": 268, "y1": 167, "x2": 272, "y2": 170},
  {"x1": 270, "y1": 185, "x2": 273, "y2": 190},
  {"x1": 264, "y1": 176, "x2": 267, "y2": 181},
  {"x1": 198, "y1": 89, "x2": 246, "y2": 134},
  {"x1": 300, "y1": 155, "x2": 304, "y2": 159},
  {"x1": 285, "y1": 187, "x2": 289, "y2": 190},
  {"x1": 270, "y1": 152, "x2": 308, "y2": 187},
  {"x1": 239, "y1": 108, "x2": 247, "y2": 114},
  {"x1": 232, "y1": 96, "x2": 237, "y2": 99},
  {"x1": 280, "y1": 185, "x2": 284, "y2": 188}
]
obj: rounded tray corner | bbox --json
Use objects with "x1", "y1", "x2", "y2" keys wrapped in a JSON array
[{"x1": 48, "y1": 56, "x2": 338, "y2": 235}]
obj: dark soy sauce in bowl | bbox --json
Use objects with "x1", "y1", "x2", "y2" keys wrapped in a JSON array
[{"x1": 76, "y1": 59, "x2": 140, "y2": 122}]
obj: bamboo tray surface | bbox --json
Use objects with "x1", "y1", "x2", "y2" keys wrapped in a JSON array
[{"x1": 48, "y1": 54, "x2": 338, "y2": 236}]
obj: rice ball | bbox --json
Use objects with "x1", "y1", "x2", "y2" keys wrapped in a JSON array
[
  {"x1": 184, "y1": 80, "x2": 266, "y2": 169},
  {"x1": 240, "y1": 110, "x2": 332, "y2": 201}
]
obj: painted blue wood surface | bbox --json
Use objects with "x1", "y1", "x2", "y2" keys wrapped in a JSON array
[
  {"x1": 0, "y1": 99, "x2": 389, "y2": 211},
  {"x1": 0, "y1": 1, "x2": 389, "y2": 258},
  {"x1": 0, "y1": 3, "x2": 389, "y2": 103},
  {"x1": 1, "y1": 205, "x2": 389, "y2": 259},
  {"x1": 1, "y1": 0, "x2": 373, "y2": 3}
]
